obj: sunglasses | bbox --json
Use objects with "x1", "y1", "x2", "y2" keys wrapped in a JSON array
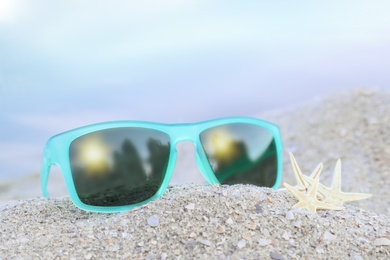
[{"x1": 41, "y1": 117, "x2": 283, "y2": 212}]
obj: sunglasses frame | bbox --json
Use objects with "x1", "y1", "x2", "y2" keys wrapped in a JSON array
[{"x1": 41, "y1": 117, "x2": 283, "y2": 213}]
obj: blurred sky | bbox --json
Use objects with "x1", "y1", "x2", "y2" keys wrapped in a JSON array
[{"x1": 1, "y1": 0, "x2": 390, "y2": 180}]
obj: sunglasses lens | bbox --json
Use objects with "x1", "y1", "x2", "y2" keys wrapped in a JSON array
[
  {"x1": 200, "y1": 123, "x2": 278, "y2": 187},
  {"x1": 69, "y1": 128, "x2": 170, "y2": 207}
]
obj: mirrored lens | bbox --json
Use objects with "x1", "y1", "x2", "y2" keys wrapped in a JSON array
[
  {"x1": 69, "y1": 128, "x2": 170, "y2": 206},
  {"x1": 200, "y1": 123, "x2": 278, "y2": 187}
]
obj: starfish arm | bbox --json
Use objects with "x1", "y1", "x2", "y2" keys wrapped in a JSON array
[
  {"x1": 302, "y1": 174, "x2": 330, "y2": 198},
  {"x1": 314, "y1": 200, "x2": 344, "y2": 211},
  {"x1": 297, "y1": 202, "x2": 318, "y2": 214},
  {"x1": 285, "y1": 185, "x2": 319, "y2": 195},
  {"x1": 337, "y1": 192, "x2": 372, "y2": 202},
  {"x1": 278, "y1": 186, "x2": 311, "y2": 193},
  {"x1": 289, "y1": 153, "x2": 307, "y2": 188},
  {"x1": 292, "y1": 200, "x2": 308, "y2": 210},
  {"x1": 307, "y1": 174, "x2": 320, "y2": 198},
  {"x1": 294, "y1": 186, "x2": 311, "y2": 193},
  {"x1": 284, "y1": 182, "x2": 307, "y2": 201},
  {"x1": 308, "y1": 204, "x2": 319, "y2": 214},
  {"x1": 330, "y1": 159, "x2": 342, "y2": 191},
  {"x1": 309, "y1": 162, "x2": 323, "y2": 179},
  {"x1": 322, "y1": 194, "x2": 344, "y2": 206}
]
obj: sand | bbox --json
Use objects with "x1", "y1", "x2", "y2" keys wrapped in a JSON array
[
  {"x1": 1, "y1": 184, "x2": 389, "y2": 259},
  {"x1": 1, "y1": 88, "x2": 390, "y2": 259}
]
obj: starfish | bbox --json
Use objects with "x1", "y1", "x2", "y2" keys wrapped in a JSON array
[
  {"x1": 288, "y1": 153, "x2": 324, "y2": 198},
  {"x1": 302, "y1": 159, "x2": 372, "y2": 206},
  {"x1": 284, "y1": 175, "x2": 343, "y2": 214}
]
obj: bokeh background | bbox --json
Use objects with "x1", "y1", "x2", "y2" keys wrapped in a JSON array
[{"x1": 1, "y1": 0, "x2": 390, "y2": 180}]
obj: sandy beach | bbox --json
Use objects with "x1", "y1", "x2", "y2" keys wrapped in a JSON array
[
  {"x1": 1, "y1": 184, "x2": 389, "y2": 259},
  {"x1": 1, "y1": 89, "x2": 390, "y2": 258}
]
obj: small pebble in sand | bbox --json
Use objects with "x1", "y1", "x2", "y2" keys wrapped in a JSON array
[
  {"x1": 147, "y1": 215, "x2": 160, "y2": 227},
  {"x1": 374, "y1": 237, "x2": 390, "y2": 246},
  {"x1": 242, "y1": 232, "x2": 252, "y2": 241},
  {"x1": 226, "y1": 217, "x2": 234, "y2": 225},
  {"x1": 197, "y1": 238, "x2": 212, "y2": 246},
  {"x1": 323, "y1": 231, "x2": 336, "y2": 241},
  {"x1": 247, "y1": 222, "x2": 257, "y2": 230},
  {"x1": 255, "y1": 203, "x2": 263, "y2": 214},
  {"x1": 186, "y1": 240, "x2": 197, "y2": 251},
  {"x1": 258, "y1": 239, "x2": 269, "y2": 246},
  {"x1": 282, "y1": 232, "x2": 290, "y2": 241},
  {"x1": 216, "y1": 224, "x2": 225, "y2": 234},
  {"x1": 185, "y1": 203, "x2": 195, "y2": 210},
  {"x1": 286, "y1": 211, "x2": 294, "y2": 220},
  {"x1": 293, "y1": 220, "x2": 301, "y2": 227},
  {"x1": 237, "y1": 240, "x2": 246, "y2": 249},
  {"x1": 270, "y1": 252, "x2": 285, "y2": 260}
]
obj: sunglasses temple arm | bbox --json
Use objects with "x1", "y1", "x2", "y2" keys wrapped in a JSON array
[{"x1": 41, "y1": 148, "x2": 51, "y2": 198}]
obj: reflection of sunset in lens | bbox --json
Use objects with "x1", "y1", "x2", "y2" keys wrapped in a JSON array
[
  {"x1": 82, "y1": 142, "x2": 107, "y2": 162},
  {"x1": 79, "y1": 138, "x2": 110, "y2": 176},
  {"x1": 211, "y1": 130, "x2": 238, "y2": 163}
]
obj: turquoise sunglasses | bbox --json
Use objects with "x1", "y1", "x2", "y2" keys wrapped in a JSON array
[{"x1": 41, "y1": 117, "x2": 283, "y2": 213}]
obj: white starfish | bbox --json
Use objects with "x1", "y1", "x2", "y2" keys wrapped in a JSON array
[
  {"x1": 302, "y1": 159, "x2": 372, "y2": 206},
  {"x1": 284, "y1": 174, "x2": 343, "y2": 214},
  {"x1": 288, "y1": 153, "x2": 324, "y2": 198}
]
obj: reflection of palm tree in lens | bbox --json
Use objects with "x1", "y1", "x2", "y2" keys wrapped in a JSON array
[
  {"x1": 111, "y1": 138, "x2": 170, "y2": 186},
  {"x1": 104, "y1": 138, "x2": 164, "y2": 204},
  {"x1": 103, "y1": 137, "x2": 170, "y2": 206},
  {"x1": 113, "y1": 139, "x2": 146, "y2": 185},
  {"x1": 75, "y1": 137, "x2": 170, "y2": 206},
  {"x1": 147, "y1": 138, "x2": 170, "y2": 181}
]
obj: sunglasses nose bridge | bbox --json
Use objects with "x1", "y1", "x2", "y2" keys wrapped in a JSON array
[
  {"x1": 168, "y1": 125, "x2": 220, "y2": 185},
  {"x1": 169, "y1": 124, "x2": 199, "y2": 144}
]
